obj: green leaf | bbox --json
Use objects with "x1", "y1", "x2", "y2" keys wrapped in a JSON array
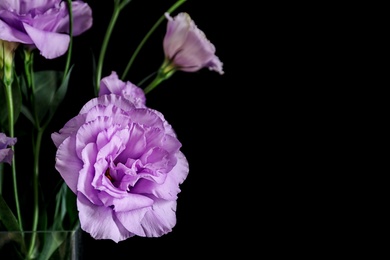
[
  {"x1": 20, "y1": 104, "x2": 35, "y2": 126},
  {"x1": 0, "y1": 194, "x2": 21, "y2": 232},
  {"x1": 37, "y1": 231, "x2": 69, "y2": 260},
  {"x1": 33, "y1": 70, "x2": 63, "y2": 124},
  {"x1": 46, "y1": 66, "x2": 74, "y2": 125}
]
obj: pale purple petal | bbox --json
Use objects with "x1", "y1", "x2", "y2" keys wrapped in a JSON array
[
  {"x1": 0, "y1": 132, "x2": 17, "y2": 148},
  {"x1": 139, "y1": 199, "x2": 177, "y2": 237},
  {"x1": 0, "y1": 20, "x2": 32, "y2": 43},
  {"x1": 51, "y1": 114, "x2": 87, "y2": 148},
  {"x1": 98, "y1": 192, "x2": 154, "y2": 212},
  {"x1": 54, "y1": 135, "x2": 83, "y2": 193},
  {"x1": 116, "y1": 206, "x2": 152, "y2": 236},
  {"x1": 0, "y1": 148, "x2": 14, "y2": 165},
  {"x1": 132, "y1": 151, "x2": 188, "y2": 200},
  {"x1": 77, "y1": 142, "x2": 102, "y2": 205},
  {"x1": 54, "y1": 1, "x2": 93, "y2": 36},
  {"x1": 23, "y1": 22, "x2": 70, "y2": 59},
  {"x1": 75, "y1": 116, "x2": 130, "y2": 159},
  {"x1": 99, "y1": 71, "x2": 146, "y2": 108},
  {"x1": 79, "y1": 94, "x2": 135, "y2": 114},
  {"x1": 0, "y1": 133, "x2": 16, "y2": 165},
  {"x1": 163, "y1": 12, "x2": 190, "y2": 60},
  {"x1": 78, "y1": 193, "x2": 135, "y2": 243}
]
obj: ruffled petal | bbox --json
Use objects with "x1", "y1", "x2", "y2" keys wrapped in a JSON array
[
  {"x1": 116, "y1": 206, "x2": 151, "y2": 237},
  {"x1": 79, "y1": 94, "x2": 135, "y2": 114},
  {"x1": 140, "y1": 199, "x2": 177, "y2": 237},
  {"x1": 77, "y1": 142, "x2": 102, "y2": 205},
  {"x1": 133, "y1": 151, "x2": 189, "y2": 200},
  {"x1": 54, "y1": 135, "x2": 83, "y2": 193},
  {"x1": 99, "y1": 71, "x2": 146, "y2": 108},
  {"x1": 99, "y1": 192, "x2": 154, "y2": 212},
  {"x1": 78, "y1": 193, "x2": 134, "y2": 243},
  {"x1": 51, "y1": 114, "x2": 87, "y2": 148}
]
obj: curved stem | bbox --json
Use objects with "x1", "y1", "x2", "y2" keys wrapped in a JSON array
[
  {"x1": 137, "y1": 71, "x2": 156, "y2": 87},
  {"x1": 4, "y1": 79, "x2": 23, "y2": 231},
  {"x1": 121, "y1": 0, "x2": 186, "y2": 81},
  {"x1": 143, "y1": 75, "x2": 165, "y2": 95},
  {"x1": 63, "y1": 0, "x2": 74, "y2": 81},
  {"x1": 26, "y1": 127, "x2": 44, "y2": 259}
]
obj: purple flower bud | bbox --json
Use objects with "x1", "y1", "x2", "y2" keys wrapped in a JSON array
[{"x1": 163, "y1": 12, "x2": 224, "y2": 75}]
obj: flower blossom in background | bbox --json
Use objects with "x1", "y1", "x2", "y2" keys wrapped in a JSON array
[
  {"x1": 163, "y1": 12, "x2": 224, "y2": 75},
  {"x1": 99, "y1": 71, "x2": 146, "y2": 108},
  {"x1": 0, "y1": 132, "x2": 17, "y2": 165},
  {"x1": 51, "y1": 75, "x2": 189, "y2": 242},
  {"x1": 0, "y1": 0, "x2": 92, "y2": 59}
]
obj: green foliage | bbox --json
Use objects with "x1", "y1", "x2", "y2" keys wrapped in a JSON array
[
  {"x1": 20, "y1": 67, "x2": 73, "y2": 128},
  {"x1": 0, "y1": 194, "x2": 22, "y2": 232}
]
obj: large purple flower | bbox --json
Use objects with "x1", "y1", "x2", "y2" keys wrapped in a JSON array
[
  {"x1": 51, "y1": 92, "x2": 189, "y2": 242},
  {"x1": 163, "y1": 12, "x2": 224, "y2": 74},
  {"x1": 0, "y1": 0, "x2": 92, "y2": 59},
  {"x1": 0, "y1": 132, "x2": 17, "y2": 165}
]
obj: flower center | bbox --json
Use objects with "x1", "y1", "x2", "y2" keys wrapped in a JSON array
[{"x1": 105, "y1": 168, "x2": 114, "y2": 182}]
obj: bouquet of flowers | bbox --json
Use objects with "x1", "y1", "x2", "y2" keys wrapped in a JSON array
[{"x1": 0, "y1": 0, "x2": 223, "y2": 259}]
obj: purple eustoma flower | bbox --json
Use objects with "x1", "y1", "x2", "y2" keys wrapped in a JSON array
[
  {"x1": 0, "y1": 132, "x2": 17, "y2": 165},
  {"x1": 0, "y1": 0, "x2": 92, "y2": 59},
  {"x1": 99, "y1": 71, "x2": 146, "y2": 108},
  {"x1": 51, "y1": 91, "x2": 189, "y2": 242},
  {"x1": 163, "y1": 12, "x2": 224, "y2": 75}
]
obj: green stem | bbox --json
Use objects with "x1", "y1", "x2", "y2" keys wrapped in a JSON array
[
  {"x1": 137, "y1": 71, "x2": 157, "y2": 87},
  {"x1": 95, "y1": 0, "x2": 132, "y2": 95},
  {"x1": 121, "y1": 0, "x2": 187, "y2": 80},
  {"x1": 3, "y1": 77, "x2": 23, "y2": 232},
  {"x1": 143, "y1": 75, "x2": 165, "y2": 94},
  {"x1": 26, "y1": 127, "x2": 44, "y2": 259},
  {"x1": 63, "y1": 0, "x2": 74, "y2": 82},
  {"x1": 143, "y1": 60, "x2": 176, "y2": 94}
]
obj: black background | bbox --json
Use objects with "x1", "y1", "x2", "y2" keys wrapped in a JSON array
[
  {"x1": 5, "y1": 1, "x2": 349, "y2": 258},
  {"x1": 38, "y1": 0, "x2": 248, "y2": 258},
  {"x1": 3, "y1": 0, "x2": 368, "y2": 258}
]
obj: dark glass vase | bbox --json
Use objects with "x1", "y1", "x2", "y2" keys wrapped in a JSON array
[{"x1": 0, "y1": 227, "x2": 81, "y2": 260}]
